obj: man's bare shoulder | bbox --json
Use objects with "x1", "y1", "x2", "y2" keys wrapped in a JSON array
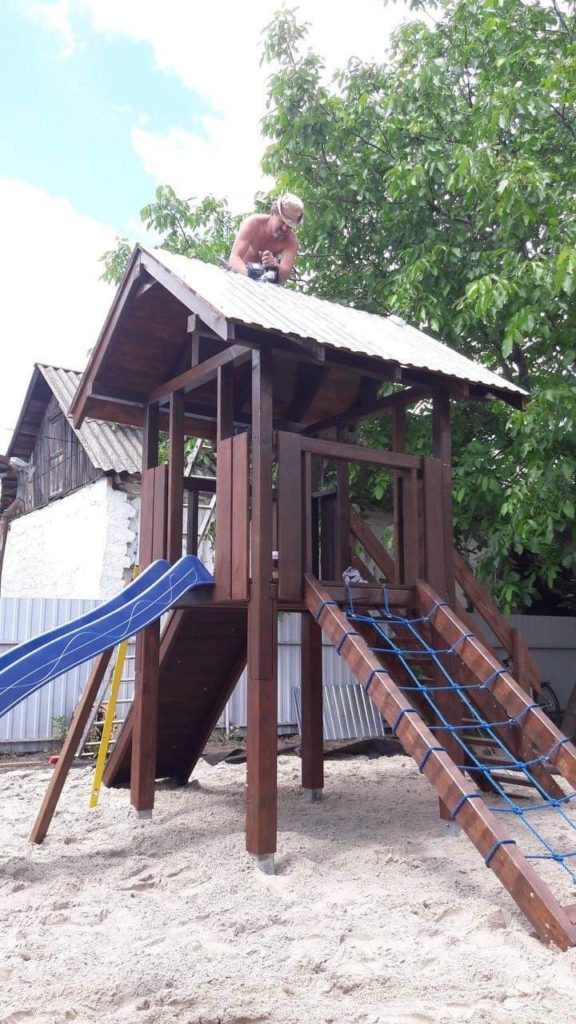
[{"x1": 239, "y1": 213, "x2": 268, "y2": 229}]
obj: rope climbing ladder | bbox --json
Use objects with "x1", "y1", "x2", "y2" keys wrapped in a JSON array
[{"x1": 304, "y1": 573, "x2": 576, "y2": 949}]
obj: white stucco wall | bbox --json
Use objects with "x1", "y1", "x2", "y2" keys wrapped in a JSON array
[{"x1": 1, "y1": 477, "x2": 139, "y2": 600}]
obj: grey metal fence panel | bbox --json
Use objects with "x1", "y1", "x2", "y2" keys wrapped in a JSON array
[
  {"x1": 10, "y1": 604, "x2": 572, "y2": 747},
  {"x1": 0, "y1": 597, "x2": 98, "y2": 745}
]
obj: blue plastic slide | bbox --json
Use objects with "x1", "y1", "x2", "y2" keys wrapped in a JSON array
[
  {"x1": 0, "y1": 555, "x2": 214, "y2": 720},
  {"x1": 0, "y1": 560, "x2": 171, "y2": 674}
]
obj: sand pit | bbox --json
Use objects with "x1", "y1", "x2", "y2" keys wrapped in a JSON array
[{"x1": 1, "y1": 754, "x2": 576, "y2": 1024}]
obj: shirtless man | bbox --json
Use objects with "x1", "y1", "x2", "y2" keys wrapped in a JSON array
[{"x1": 228, "y1": 193, "x2": 303, "y2": 284}]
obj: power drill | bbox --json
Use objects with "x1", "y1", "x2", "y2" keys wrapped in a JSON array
[{"x1": 246, "y1": 262, "x2": 280, "y2": 284}]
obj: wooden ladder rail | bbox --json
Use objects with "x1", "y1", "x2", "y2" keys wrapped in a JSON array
[
  {"x1": 349, "y1": 513, "x2": 539, "y2": 696},
  {"x1": 417, "y1": 581, "x2": 576, "y2": 791},
  {"x1": 304, "y1": 573, "x2": 576, "y2": 949},
  {"x1": 30, "y1": 647, "x2": 115, "y2": 844},
  {"x1": 452, "y1": 549, "x2": 540, "y2": 694},
  {"x1": 349, "y1": 509, "x2": 563, "y2": 800}
]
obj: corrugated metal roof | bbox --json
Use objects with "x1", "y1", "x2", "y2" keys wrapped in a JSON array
[
  {"x1": 37, "y1": 365, "x2": 142, "y2": 474},
  {"x1": 142, "y1": 246, "x2": 526, "y2": 399}
]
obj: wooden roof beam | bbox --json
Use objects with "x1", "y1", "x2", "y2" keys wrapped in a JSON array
[
  {"x1": 305, "y1": 385, "x2": 432, "y2": 435},
  {"x1": 140, "y1": 249, "x2": 233, "y2": 341},
  {"x1": 284, "y1": 364, "x2": 329, "y2": 424},
  {"x1": 147, "y1": 345, "x2": 252, "y2": 406},
  {"x1": 71, "y1": 250, "x2": 145, "y2": 428}
]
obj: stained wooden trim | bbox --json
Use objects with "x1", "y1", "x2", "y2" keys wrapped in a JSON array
[
  {"x1": 215, "y1": 437, "x2": 233, "y2": 600},
  {"x1": 152, "y1": 466, "x2": 168, "y2": 562},
  {"x1": 452, "y1": 550, "x2": 540, "y2": 693},
  {"x1": 231, "y1": 431, "x2": 249, "y2": 601},
  {"x1": 246, "y1": 348, "x2": 277, "y2": 856},
  {"x1": 182, "y1": 476, "x2": 216, "y2": 494},
  {"x1": 130, "y1": 620, "x2": 161, "y2": 812},
  {"x1": 148, "y1": 345, "x2": 251, "y2": 406},
  {"x1": 167, "y1": 391, "x2": 185, "y2": 563},
  {"x1": 422, "y1": 458, "x2": 447, "y2": 599},
  {"x1": 142, "y1": 403, "x2": 159, "y2": 471},
  {"x1": 400, "y1": 469, "x2": 419, "y2": 586},
  {"x1": 140, "y1": 249, "x2": 231, "y2": 340},
  {"x1": 305, "y1": 386, "x2": 432, "y2": 435},
  {"x1": 70, "y1": 250, "x2": 143, "y2": 427},
  {"x1": 217, "y1": 364, "x2": 235, "y2": 442},
  {"x1": 277, "y1": 431, "x2": 304, "y2": 602},
  {"x1": 301, "y1": 612, "x2": 324, "y2": 791},
  {"x1": 29, "y1": 647, "x2": 115, "y2": 844},
  {"x1": 298, "y1": 434, "x2": 422, "y2": 471},
  {"x1": 350, "y1": 509, "x2": 396, "y2": 583},
  {"x1": 432, "y1": 393, "x2": 455, "y2": 604}
]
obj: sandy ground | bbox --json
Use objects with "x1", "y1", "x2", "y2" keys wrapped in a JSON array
[{"x1": 1, "y1": 754, "x2": 576, "y2": 1024}]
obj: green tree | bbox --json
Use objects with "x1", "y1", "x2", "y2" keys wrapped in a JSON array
[
  {"x1": 100, "y1": 186, "x2": 242, "y2": 284},
  {"x1": 260, "y1": 2, "x2": 576, "y2": 611}
]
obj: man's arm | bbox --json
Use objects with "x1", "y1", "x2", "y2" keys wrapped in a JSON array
[
  {"x1": 229, "y1": 217, "x2": 259, "y2": 275},
  {"x1": 261, "y1": 234, "x2": 299, "y2": 283}
]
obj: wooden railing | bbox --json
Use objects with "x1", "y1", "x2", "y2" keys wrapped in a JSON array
[
  {"x1": 349, "y1": 514, "x2": 540, "y2": 696},
  {"x1": 451, "y1": 549, "x2": 540, "y2": 695},
  {"x1": 276, "y1": 431, "x2": 447, "y2": 603}
]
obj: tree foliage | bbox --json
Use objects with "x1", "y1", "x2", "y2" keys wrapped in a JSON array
[
  {"x1": 260, "y1": 1, "x2": 576, "y2": 612},
  {"x1": 100, "y1": 186, "x2": 241, "y2": 284}
]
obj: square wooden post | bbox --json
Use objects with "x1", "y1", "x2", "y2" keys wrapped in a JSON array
[
  {"x1": 431, "y1": 391, "x2": 460, "y2": 822},
  {"x1": 300, "y1": 612, "x2": 324, "y2": 798},
  {"x1": 246, "y1": 349, "x2": 278, "y2": 865},
  {"x1": 432, "y1": 391, "x2": 455, "y2": 606},
  {"x1": 167, "y1": 389, "x2": 185, "y2": 564},
  {"x1": 130, "y1": 402, "x2": 162, "y2": 816}
]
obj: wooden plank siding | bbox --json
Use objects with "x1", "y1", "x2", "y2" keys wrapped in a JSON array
[{"x1": 28, "y1": 397, "x2": 101, "y2": 510}]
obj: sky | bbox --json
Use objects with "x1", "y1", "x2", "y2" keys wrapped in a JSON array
[{"x1": 0, "y1": 0, "x2": 411, "y2": 450}]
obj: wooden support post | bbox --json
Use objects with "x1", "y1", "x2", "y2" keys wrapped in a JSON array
[
  {"x1": 335, "y1": 426, "x2": 351, "y2": 577},
  {"x1": 186, "y1": 491, "x2": 199, "y2": 555},
  {"x1": 431, "y1": 393, "x2": 459, "y2": 820},
  {"x1": 300, "y1": 612, "x2": 324, "y2": 796},
  {"x1": 278, "y1": 431, "x2": 304, "y2": 601},
  {"x1": 167, "y1": 389, "x2": 185, "y2": 563},
  {"x1": 130, "y1": 412, "x2": 164, "y2": 816},
  {"x1": 432, "y1": 392, "x2": 455, "y2": 606},
  {"x1": 130, "y1": 619, "x2": 160, "y2": 814},
  {"x1": 217, "y1": 364, "x2": 234, "y2": 442},
  {"x1": 246, "y1": 348, "x2": 278, "y2": 860},
  {"x1": 392, "y1": 407, "x2": 406, "y2": 583},
  {"x1": 29, "y1": 648, "x2": 115, "y2": 843},
  {"x1": 143, "y1": 402, "x2": 159, "y2": 471}
]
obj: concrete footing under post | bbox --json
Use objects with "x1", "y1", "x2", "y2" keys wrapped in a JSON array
[
  {"x1": 303, "y1": 788, "x2": 324, "y2": 803},
  {"x1": 135, "y1": 809, "x2": 153, "y2": 820},
  {"x1": 253, "y1": 854, "x2": 275, "y2": 875}
]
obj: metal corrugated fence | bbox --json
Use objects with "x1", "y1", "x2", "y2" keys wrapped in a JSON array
[
  {"x1": 0, "y1": 598, "x2": 382, "y2": 749},
  {"x1": 0, "y1": 597, "x2": 98, "y2": 745}
]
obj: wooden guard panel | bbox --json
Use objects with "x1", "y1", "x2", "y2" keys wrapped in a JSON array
[{"x1": 103, "y1": 606, "x2": 247, "y2": 787}]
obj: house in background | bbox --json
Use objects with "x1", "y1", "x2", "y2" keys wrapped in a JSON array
[{"x1": 0, "y1": 364, "x2": 142, "y2": 599}]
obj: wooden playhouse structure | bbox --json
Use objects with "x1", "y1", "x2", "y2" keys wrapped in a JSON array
[{"x1": 31, "y1": 246, "x2": 576, "y2": 948}]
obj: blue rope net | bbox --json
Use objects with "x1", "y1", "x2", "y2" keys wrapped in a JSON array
[{"x1": 344, "y1": 585, "x2": 576, "y2": 884}]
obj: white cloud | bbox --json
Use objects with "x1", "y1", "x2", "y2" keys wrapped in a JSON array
[
  {"x1": 0, "y1": 178, "x2": 115, "y2": 450},
  {"x1": 17, "y1": 2, "x2": 411, "y2": 213},
  {"x1": 17, "y1": 0, "x2": 78, "y2": 57},
  {"x1": 92, "y1": 1, "x2": 409, "y2": 211},
  {"x1": 131, "y1": 118, "x2": 274, "y2": 213}
]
